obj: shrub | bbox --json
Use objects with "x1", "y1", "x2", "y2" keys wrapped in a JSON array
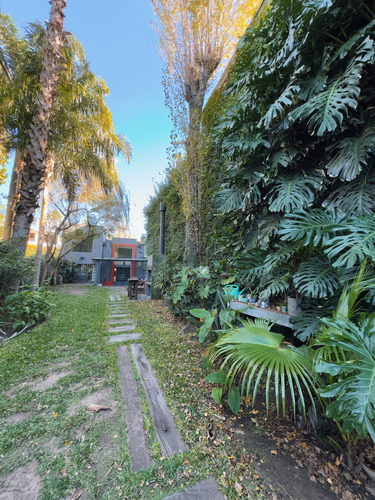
[
  {"x1": 0, "y1": 241, "x2": 34, "y2": 301},
  {"x1": 58, "y1": 261, "x2": 78, "y2": 283},
  {"x1": 3, "y1": 288, "x2": 56, "y2": 329},
  {"x1": 167, "y1": 265, "x2": 215, "y2": 316}
]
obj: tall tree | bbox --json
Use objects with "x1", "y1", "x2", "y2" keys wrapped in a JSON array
[
  {"x1": 0, "y1": 15, "x2": 42, "y2": 241},
  {"x1": 151, "y1": 0, "x2": 260, "y2": 265},
  {"x1": 10, "y1": 0, "x2": 67, "y2": 255},
  {"x1": 39, "y1": 177, "x2": 129, "y2": 285}
]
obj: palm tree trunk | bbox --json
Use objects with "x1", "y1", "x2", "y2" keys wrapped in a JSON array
[
  {"x1": 11, "y1": 0, "x2": 67, "y2": 256},
  {"x1": 31, "y1": 156, "x2": 54, "y2": 288},
  {"x1": 2, "y1": 151, "x2": 23, "y2": 241}
]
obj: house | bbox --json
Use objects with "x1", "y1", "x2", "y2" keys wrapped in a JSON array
[{"x1": 62, "y1": 229, "x2": 147, "y2": 286}]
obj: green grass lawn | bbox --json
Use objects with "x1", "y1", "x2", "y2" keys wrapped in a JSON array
[{"x1": 0, "y1": 286, "x2": 265, "y2": 499}]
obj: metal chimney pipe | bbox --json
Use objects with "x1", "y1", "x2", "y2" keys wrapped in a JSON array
[{"x1": 159, "y1": 202, "x2": 166, "y2": 255}]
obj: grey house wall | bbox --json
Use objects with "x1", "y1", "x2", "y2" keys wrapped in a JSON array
[
  {"x1": 62, "y1": 230, "x2": 146, "y2": 284},
  {"x1": 64, "y1": 233, "x2": 105, "y2": 266}
]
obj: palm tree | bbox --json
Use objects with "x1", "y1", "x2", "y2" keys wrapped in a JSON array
[{"x1": 10, "y1": 0, "x2": 67, "y2": 256}]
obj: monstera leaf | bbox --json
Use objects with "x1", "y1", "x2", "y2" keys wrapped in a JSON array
[
  {"x1": 270, "y1": 147, "x2": 299, "y2": 170},
  {"x1": 278, "y1": 208, "x2": 342, "y2": 246},
  {"x1": 258, "y1": 83, "x2": 300, "y2": 129},
  {"x1": 267, "y1": 173, "x2": 323, "y2": 212},
  {"x1": 259, "y1": 275, "x2": 290, "y2": 300},
  {"x1": 291, "y1": 297, "x2": 338, "y2": 342},
  {"x1": 324, "y1": 214, "x2": 375, "y2": 268},
  {"x1": 315, "y1": 315, "x2": 375, "y2": 442},
  {"x1": 293, "y1": 256, "x2": 340, "y2": 298},
  {"x1": 215, "y1": 188, "x2": 245, "y2": 213},
  {"x1": 326, "y1": 126, "x2": 375, "y2": 181},
  {"x1": 290, "y1": 37, "x2": 374, "y2": 136},
  {"x1": 263, "y1": 243, "x2": 297, "y2": 274},
  {"x1": 323, "y1": 168, "x2": 375, "y2": 216}
]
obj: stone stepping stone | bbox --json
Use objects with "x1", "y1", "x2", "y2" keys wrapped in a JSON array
[
  {"x1": 107, "y1": 324, "x2": 135, "y2": 333},
  {"x1": 116, "y1": 345, "x2": 152, "y2": 472},
  {"x1": 108, "y1": 314, "x2": 130, "y2": 319},
  {"x1": 108, "y1": 318, "x2": 133, "y2": 325},
  {"x1": 109, "y1": 333, "x2": 141, "y2": 343},
  {"x1": 110, "y1": 294, "x2": 122, "y2": 302},
  {"x1": 130, "y1": 344, "x2": 188, "y2": 458},
  {"x1": 161, "y1": 478, "x2": 225, "y2": 499}
]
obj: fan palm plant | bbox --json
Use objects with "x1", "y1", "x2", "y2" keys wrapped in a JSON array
[{"x1": 208, "y1": 318, "x2": 322, "y2": 417}]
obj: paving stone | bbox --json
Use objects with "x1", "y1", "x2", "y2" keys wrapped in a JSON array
[
  {"x1": 131, "y1": 343, "x2": 188, "y2": 458},
  {"x1": 161, "y1": 479, "x2": 225, "y2": 500},
  {"x1": 116, "y1": 345, "x2": 152, "y2": 471},
  {"x1": 107, "y1": 324, "x2": 135, "y2": 333},
  {"x1": 108, "y1": 318, "x2": 133, "y2": 325},
  {"x1": 108, "y1": 314, "x2": 130, "y2": 319},
  {"x1": 109, "y1": 333, "x2": 141, "y2": 343}
]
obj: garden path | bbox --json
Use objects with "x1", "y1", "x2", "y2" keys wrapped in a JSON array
[{"x1": 108, "y1": 291, "x2": 225, "y2": 499}]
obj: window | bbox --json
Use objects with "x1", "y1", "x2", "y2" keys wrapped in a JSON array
[
  {"x1": 115, "y1": 246, "x2": 133, "y2": 258},
  {"x1": 74, "y1": 236, "x2": 94, "y2": 253}
]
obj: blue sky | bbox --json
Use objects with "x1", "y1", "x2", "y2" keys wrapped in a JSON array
[{"x1": 0, "y1": 0, "x2": 171, "y2": 239}]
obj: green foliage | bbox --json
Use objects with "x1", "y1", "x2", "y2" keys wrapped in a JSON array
[
  {"x1": 190, "y1": 300, "x2": 238, "y2": 343},
  {"x1": 205, "y1": 0, "x2": 375, "y2": 341},
  {"x1": 315, "y1": 315, "x2": 375, "y2": 443},
  {"x1": 169, "y1": 266, "x2": 213, "y2": 316},
  {"x1": 0, "y1": 241, "x2": 33, "y2": 300},
  {"x1": 2, "y1": 288, "x2": 56, "y2": 329},
  {"x1": 208, "y1": 319, "x2": 322, "y2": 416},
  {"x1": 57, "y1": 261, "x2": 78, "y2": 284},
  {"x1": 293, "y1": 256, "x2": 340, "y2": 298},
  {"x1": 144, "y1": 177, "x2": 185, "y2": 258},
  {"x1": 267, "y1": 173, "x2": 323, "y2": 213}
]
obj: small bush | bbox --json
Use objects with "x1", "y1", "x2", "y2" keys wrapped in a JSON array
[
  {"x1": 58, "y1": 261, "x2": 78, "y2": 283},
  {"x1": 164, "y1": 265, "x2": 215, "y2": 316},
  {"x1": 0, "y1": 241, "x2": 34, "y2": 301},
  {"x1": 3, "y1": 288, "x2": 56, "y2": 329}
]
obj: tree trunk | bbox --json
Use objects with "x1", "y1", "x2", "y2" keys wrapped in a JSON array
[
  {"x1": 40, "y1": 243, "x2": 54, "y2": 286},
  {"x1": 11, "y1": 0, "x2": 67, "y2": 256},
  {"x1": 51, "y1": 264, "x2": 58, "y2": 286},
  {"x1": 31, "y1": 156, "x2": 54, "y2": 288},
  {"x1": 183, "y1": 91, "x2": 205, "y2": 267},
  {"x1": 2, "y1": 151, "x2": 23, "y2": 241}
]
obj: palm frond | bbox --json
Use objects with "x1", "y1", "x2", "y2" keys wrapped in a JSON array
[{"x1": 211, "y1": 320, "x2": 322, "y2": 417}]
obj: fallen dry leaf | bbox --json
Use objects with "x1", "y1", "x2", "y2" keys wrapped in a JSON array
[{"x1": 87, "y1": 404, "x2": 111, "y2": 412}]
